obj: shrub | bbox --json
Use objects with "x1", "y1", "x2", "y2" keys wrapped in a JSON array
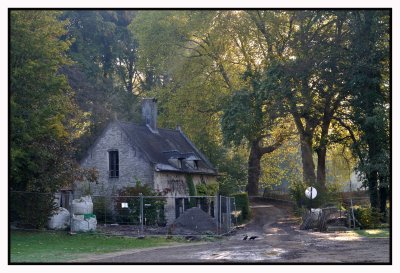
[
  {"x1": 326, "y1": 183, "x2": 341, "y2": 200},
  {"x1": 195, "y1": 182, "x2": 219, "y2": 214},
  {"x1": 353, "y1": 206, "x2": 382, "y2": 229},
  {"x1": 11, "y1": 192, "x2": 57, "y2": 229},
  {"x1": 114, "y1": 182, "x2": 166, "y2": 226},
  {"x1": 288, "y1": 180, "x2": 307, "y2": 208},
  {"x1": 92, "y1": 196, "x2": 114, "y2": 224},
  {"x1": 232, "y1": 192, "x2": 250, "y2": 223},
  {"x1": 196, "y1": 183, "x2": 219, "y2": 196}
]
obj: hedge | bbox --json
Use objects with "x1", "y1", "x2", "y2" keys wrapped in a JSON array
[{"x1": 232, "y1": 192, "x2": 251, "y2": 223}]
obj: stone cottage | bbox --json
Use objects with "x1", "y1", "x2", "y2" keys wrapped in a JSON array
[{"x1": 75, "y1": 98, "x2": 218, "y2": 223}]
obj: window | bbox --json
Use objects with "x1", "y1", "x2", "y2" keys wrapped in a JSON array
[{"x1": 109, "y1": 150, "x2": 119, "y2": 178}]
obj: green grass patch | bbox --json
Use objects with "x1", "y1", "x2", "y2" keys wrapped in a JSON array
[
  {"x1": 353, "y1": 228, "x2": 389, "y2": 238},
  {"x1": 10, "y1": 230, "x2": 184, "y2": 263}
]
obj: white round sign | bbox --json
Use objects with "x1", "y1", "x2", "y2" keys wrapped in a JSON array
[{"x1": 305, "y1": 187, "x2": 317, "y2": 199}]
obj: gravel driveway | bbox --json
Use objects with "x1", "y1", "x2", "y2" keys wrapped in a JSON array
[{"x1": 70, "y1": 199, "x2": 390, "y2": 264}]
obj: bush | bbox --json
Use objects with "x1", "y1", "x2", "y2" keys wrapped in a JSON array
[
  {"x1": 196, "y1": 183, "x2": 219, "y2": 196},
  {"x1": 92, "y1": 196, "x2": 113, "y2": 224},
  {"x1": 114, "y1": 182, "x2": 166, "y2": 226},
  {"x1": 232, "y1": 192, "x2": 250, "y2": 223},
  {"x1": 11, "y1": 192, "x2": 57, "y2": 229},
  {"x1": 353, "y1": 206, "x2": 382, "y2": 229},
  {"x1": 288, "y1": 181, "x2": 307, "y2": 208}
]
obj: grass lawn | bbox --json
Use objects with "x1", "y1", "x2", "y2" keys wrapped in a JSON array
[
  {"x1": 352, "y1": 228, "x2": 390, "y2": 238},
  {"x1": 10, "y1": 230, "x2": 185, "y2": 263}
]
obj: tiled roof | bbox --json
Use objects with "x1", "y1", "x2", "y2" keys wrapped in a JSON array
[{"x1": 117, "y1": 121, "x2": 217, "y2": 175}]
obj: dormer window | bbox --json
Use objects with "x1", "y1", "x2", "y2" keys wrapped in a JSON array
[
  {"x1": 164, "y1": 151, "x2": 200, "y2": 170},
  {"x1": 184, "y1": 159, "x2": 199, "y2": 170},
  {"x1": 178, "y1": 158, "x2": 183, "y2": 169},
  {"x1": 168, "y1": 158, "x2": 182, "y2": 169}
]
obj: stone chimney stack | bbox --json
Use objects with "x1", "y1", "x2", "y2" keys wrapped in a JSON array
[{"x1": 142, "y1": 98, "x2": 158, "y2": 132}]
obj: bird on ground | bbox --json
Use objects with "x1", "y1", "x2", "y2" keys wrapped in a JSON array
[
  {"x1": 243, "y1": 235, "x2": 248, "y2": 240},
  {"x1": 249, "y1": 236, "x2": 258, "y2": 240}
]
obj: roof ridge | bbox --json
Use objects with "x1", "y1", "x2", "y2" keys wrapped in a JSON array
[{"x1": 117, "y1": 121, "x2": 179, "y2": 133}]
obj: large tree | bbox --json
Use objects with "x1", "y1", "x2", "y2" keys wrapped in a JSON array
[
  {"x1": 62, "y1": 11, "x2": 144, "y2": 158},
  {"x1": 132, "y1": 11, "x2": 293, "y2": 195},
  {"x1": 131, "y1": 10, "x2": 390, "y2": 201},
  {"x1": 335, "y1": 10, "x2": 390, "y2": 212},
  {"x1": 10, "y1": 10, "x2": 84, "y2": 193},
  {"x1": 221, "y1": 76, "x2": 294, "y2": 195},
  {"x1": 255, "y1": 11, "x2": 356, "y2": 200},
  {"x1": 10, "y1": 11, "x2": 95, "y2": 227}
]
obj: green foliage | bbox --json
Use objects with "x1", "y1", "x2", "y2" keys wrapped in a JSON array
[
  {"x1": 289, "y1": 180, "x2": 338, "y2": 210},
  {"x1": 185, "y1": 175, "x2": 196, "y2": 196},
  {"x1": 232, "y1": 192, "x2": 251, "y2": 223},
  {"x1": 325, "y1": 181, "x2": 343, "y2": 201},
  {"x1": 185, "y1": 175, "x2": 196, "y2": 207},
  {"x1": 260, "y1": 140, "x2": 302, "y2": 191},
  {"x1": 288, "y1": 180, "x2": 307, "y2": 208},
  {"x1": 196, "y1": 183, "x2": 219, "y2": 196},
  {"x1": 10, "y1": 193, "x2": 57, "y2": 229},
  {"x1": 221, "y1": 90, "x2": 263, "y2": 145},
  {"x1": 10, "y1": 10, "x2": 79, "y2": 192},
  {"x1": 353, "y1": 206, "x2": 383, "y2": 229},
  {"x1": 61, "y1": 10, "x2": 144, "y2": 159},
  {"x1": 10, "y1": 10, "x2": 390, "y2": 232},
  {"x1": 115, "y1": 182, "x2": 166, "y2": 226},
  {"x1": 131, "y1": 10, "x2": 250, "y2": 194},
  {"x1": 10, "y1": 10, "x2": 94, "y2": 230},
  {"x1": 92, "y1": 196, "x2": 114, "y2": 224},
  {"x1": 217, "y1": 151, "x2": 248, "y2": 195},
  {"x1": 344, "y1": 11, "x2": 390, "y2": 210}
]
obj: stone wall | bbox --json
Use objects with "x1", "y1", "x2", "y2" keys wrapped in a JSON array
[
  {"x1": 153, "y1": 172, "x2": 217, "y2": 224},
  {"x1": 75, "y1": 123, "x2": 154, "y2": 197}
]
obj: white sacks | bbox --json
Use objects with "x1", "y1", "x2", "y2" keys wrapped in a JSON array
[
  {"x1": 48, "y1": 207, "x2": 70, "y2": 230},
  {"x1": 70, "y1": 195, "x2": 96, "y2": 232},
  {"x1": 310, "y1": 208, "x2": 322, "y2": 220},
  {"x1": 71, "y1": 195, "x2": 93, "y2": 214},
  {"x1": 71, "y1": 214, "x2": 97, "y2": 232}
]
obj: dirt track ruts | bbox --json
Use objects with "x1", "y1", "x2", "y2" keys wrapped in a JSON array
[{"x1": 70, "y1": 199, "x2": 390, "y2": 263}]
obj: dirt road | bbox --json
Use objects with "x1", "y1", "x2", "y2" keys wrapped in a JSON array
[{"x1": 71, "y1": 200, "x2": 390, "y2": 263}]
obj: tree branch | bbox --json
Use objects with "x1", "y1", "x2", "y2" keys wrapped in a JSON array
[{"x1": 333, "y1": 116, "x2": 364, "y2": 165}]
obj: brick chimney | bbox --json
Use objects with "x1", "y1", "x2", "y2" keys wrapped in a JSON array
[{"x1": 142, "y1": 98, "x2": 158, "y2": 133}]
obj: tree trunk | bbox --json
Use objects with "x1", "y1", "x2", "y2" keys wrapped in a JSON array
[
  {"x1": 300, "y1": 134, "x2": 316, "y2": 187},
  {"x1": 246, "y1": 140, "x2": 262, "y2": 196},
  {"x1": 366, "y1": 126, "x2": 380, "y2": 209},
  {"x1": 368, "y1": 170, "x2": 379, "y2": 209},
  {"x1": 316, "y1": 117, "x2": 330, "y2": 194},
  {"x1": 378, "y1": 182, "x2": 388, "y2": 216},
  {"x1": 316, "y1": 148, "x2": 327, "y2": 193}
]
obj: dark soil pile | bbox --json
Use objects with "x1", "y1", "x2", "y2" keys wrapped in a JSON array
[{"x1": 169, "y1": 207, "x2": 218, "y2": 235}]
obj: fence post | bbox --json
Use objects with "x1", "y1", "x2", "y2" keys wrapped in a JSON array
[
  {"x1": 104, "y1": 196, "x2": 107, "y2": 225},
  {"x1": 69, "y1": 191, "x2": 73, "y2": 234},
  {"x1": 228, "y1": 197, "x2": 232, "y2": 231},
  {"x1": 219, "y1": 195, "x2": 222, "y2": 234},
  {"x1": 225, "y1": 197, "x2": 229, "y2": 232},
  {"x1": 140, "y1": 193, "x2": 144, "y2": 235}
]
